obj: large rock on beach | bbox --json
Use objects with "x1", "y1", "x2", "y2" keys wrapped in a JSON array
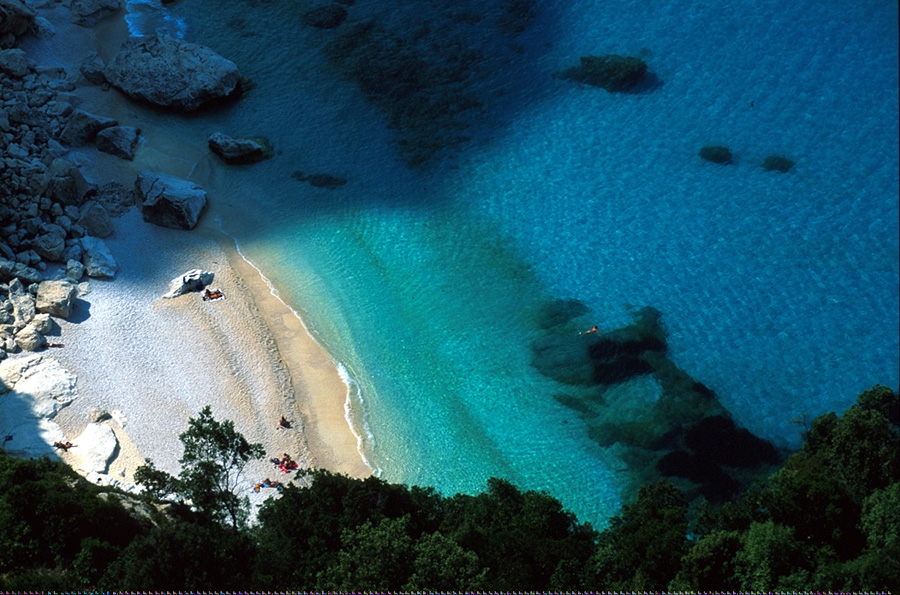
[
  {"x1": 67, "y1": 0, "x2": 121, "y2": 26},
  {"x1": 560, "y1": 55, "x2": 648, "y2": 92},
  {"x1": 0, "y1": 0, "x2": 36, "y2": 46},
  {"x1": 0, "y1": 352, "x2": 77, "y2": 418},
  {"x1": 104, "y1": 35, "x2": 241, "y2": 111},
  {"x1": 72, "y1": 422, "x2": 117, "y2": 474},
  {"x1": 59, "y1": 108, "x2": 118, "y2": 146},
  {"x1": 207, "y1": 132, "x2": 272, "y2": 165},
  {"x1": 46, "y1": 159, "x2": 92, "y2": 206},
  {"x1": 163, "y1": 268, "x2": 214, "y2": 298},
  {"x1": 13, "y1": 323, "x2": 44, "y2": 351},
  {"x1": 80, "y1": 235, "x2": 118, "y2": 278},
  {"x1": 96, "y1": 125, "x2": 140, "y2": 160},
  {"x1": 136, "y1": 170, "x2": 208, "y2": 230},
  {"x1": 36, "y1": 279, "x2": 76, "y2": 318}
]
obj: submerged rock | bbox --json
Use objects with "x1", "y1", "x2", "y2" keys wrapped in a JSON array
[
  {"x1": 699, "y1": 145, "x2": 733, "y2": 164},
  {"x1": 559, "y1": 55, "x2": 648, "y2": 92},
  {"x1": 762, "y1": 153, "x2": 795, "y2": 173},
  {"x1": 290, "y1": 171, "x2": 347, "y2": 189},
  {"x1": 207, "y1": 132, "x2": 272, "y2": 165},
  {"x1": 104, "y1": 35, "x2": 241, "y2": 111}
]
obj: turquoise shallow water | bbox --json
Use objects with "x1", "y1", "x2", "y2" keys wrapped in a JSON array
[{"x1": 120, "y1": 0, "x2": 897, "y2": 527}]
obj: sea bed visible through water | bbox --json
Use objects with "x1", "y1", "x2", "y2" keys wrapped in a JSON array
[{"x1": 21, "y1": 0, "x2": 899, "y2": 527}]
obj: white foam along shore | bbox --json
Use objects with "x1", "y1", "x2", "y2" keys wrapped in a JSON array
[{"x1": 3, "y1": 1, "x2": 371, "y2": 498}]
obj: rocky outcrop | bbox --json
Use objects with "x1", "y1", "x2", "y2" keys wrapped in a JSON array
[
  {"x1": 559, "y1": 55, "x2": 648, "y2": 92},
  {"x1": 96, "y1": 125, "x2": 140, "y2": 160},
  {"x1": 207, "y1": 132, "x2": 272, "y2": 165},
  {"x1": 67, "y1": 0, "x2": 122, "y2": 26},
  {"x1": 80, "y1": 235, "x2": 117, "y2": 278},
  {"x1": 163, "y1": 268, "x2": 214, "y2": 298},
  {"x1": 0, "y1": 0, "x2": 36, "y2": 47},
  {"x1": 0, "y1": 352, "x2": 77, "y2": 419},
  {"x1": 35, "y1": 279, "x2": 76, "y2": 318},
  {"x1": 136, "y1": 170, "x2": 208, "y2": 230},
  {"x1": 103, "y1": 35, "x2": 241, "y2": 111}
]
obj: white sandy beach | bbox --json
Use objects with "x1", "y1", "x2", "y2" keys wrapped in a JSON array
[{"x1": 9, "y1": 2, "x2": 371, "y2": 504}]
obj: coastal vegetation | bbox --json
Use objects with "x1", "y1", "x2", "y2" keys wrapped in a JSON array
[{"x1": 0, "y1": 385, "x2": 897, "y2": 591}]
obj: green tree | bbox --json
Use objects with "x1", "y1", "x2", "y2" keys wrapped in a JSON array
[
  {"x1": 100, "y1": 517, "x2": 256, "y2": 590},
  {"x1": 670, "y1": 529, "x2": 742, "y2": 591},
  {"x1": 585, "y1": 479, "x2": 687, "y2": 590},
  {"x1": 732, "y1": 520, "x2": 805, "y2": 591},
  {"x1": 134, "y1": 406, "x2": 264, "y2": 527},
  {"x1": 404, "y1": 530, "x2": 487, "y2": 591},
  {"x1": 316, "y1": 515, "x2": 415, "y2": 590}
]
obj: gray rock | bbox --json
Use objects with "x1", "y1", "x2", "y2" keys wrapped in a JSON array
[
  {"x1": 14, "y1": 323, "x2": 44, "y2": 351},
  {"x1": 80, "y1": 236, "x2": 117, "y2": 278},
  {"x1": 46, "y1": 159, "x2": 92, "y2": 206},
  {"x1": 104, "y1": 35, "x2": 241, "y2": 111},
  {"x1": 7, "y1": 277, "x2": 35, "y2": 328},
  {"x1": 31, "y1": 230, "x2": 66, "y2": 261},
  {"x1": 136, "y1": 170, "x2": 207, "y2": 230},
  {"x1": 96, "y1": 125, "x2": 139, "y2": 160},
  {"x1": 163, "y1": 268, "x2": 214, "y2": 298},
  {"x1": 66, "y1": 259, "x2": 84, "y2": 281},
  {"x1": 30, "y1": 312, "x2": 54, "y2": 334},
  {"x1": 29, "y1": 14, "x2": 54, "y2": 39},
  {"x1": 59, "y1": 108, "x2": 118, "y2": 146},
  {"x1": 0, "y1": 47, "x2": 31, "y2": 77},
  {"x1": 76, "y1": 200, "x2": 114, "y2": 238},
  {"x1": 207, "y1": 132, "x2": 272, "y2": 165},
  {"x1": 36, "y1": 279, "x2": 76, "y2": 318},
  {"x1": 68, "y1": 0, "x2": 121, "y2": 26},
  {"x1": 79, "y1": 51, "x2": 106, "y2": 84},
  {"x1": 88, "y1": 407, "x2": 111, "y2": 422}
]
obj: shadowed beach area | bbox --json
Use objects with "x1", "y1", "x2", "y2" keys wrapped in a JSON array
[{"x1": 5, "y1": 1, "x2": 371, "y2": 499}]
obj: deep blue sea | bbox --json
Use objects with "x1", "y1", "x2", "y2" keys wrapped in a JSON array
[{"x1": 120, "y1": 0, "x2": 898, "y2": 527}]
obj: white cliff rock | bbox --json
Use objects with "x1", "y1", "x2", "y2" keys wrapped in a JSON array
[{"x1": 72, "y1": 422, "x2": 117, "y2": 474}]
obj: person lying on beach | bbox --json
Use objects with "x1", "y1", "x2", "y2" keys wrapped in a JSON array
[
  {"x1": 54, "y1": 441, "x2": 75, "y2": 451},
  {"x1": 202, "y1": 288, "x2": 226, "y2": 301},
  {"x1": 254, "y1": 478, "x2": 283, "y2": 492},
  {"x1": 277, "y1": 416, "x2": 292, "y2": 429}
]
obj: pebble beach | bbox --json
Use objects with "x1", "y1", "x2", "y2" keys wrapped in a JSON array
[{"x1": 1, "y1": 0, "x2": 370, "y2": 505}]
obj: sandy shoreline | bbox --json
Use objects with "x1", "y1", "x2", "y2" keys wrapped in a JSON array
[{"x1": 16, "y1": 3, "x2": 371, "y2": 499}]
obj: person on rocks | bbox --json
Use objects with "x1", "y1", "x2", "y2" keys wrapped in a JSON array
[{"x1": 54, "y1": 441, "x2": 76, "y2": 451}]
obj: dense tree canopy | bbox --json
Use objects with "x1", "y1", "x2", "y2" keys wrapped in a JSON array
[{"x1": 1, "y1": 386, "x2": 897, "y2": 591}]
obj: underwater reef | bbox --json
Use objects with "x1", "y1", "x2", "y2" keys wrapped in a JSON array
[{"x1": 532, "y1": 300, "x2": 784, "y2": 504}]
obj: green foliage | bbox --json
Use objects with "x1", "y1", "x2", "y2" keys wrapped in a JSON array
[
  {"x1": 0, "y1": 451, "x2": 144, "y2": 588},
  {"x1": 404, "y1": 530, "x2": 487, "y2": 591},
  {"x1": 134, "y1": 405, "x2": 264, "y2": 527},
  {"x1": 317, "y1": 515, "x2": 415, "y2": 591},
  {"x1": 670, "y1": 529, "x2": 742, "y2": 591},
  {"x1": 732, "y1": 521, "x2": 805, "y2": 591},
  {"x1": 100, "y1": 517, "x2": 256, "y2": 590},
  {"x1": 586, "y1": 479, "x2": 687, "y2": 590}
]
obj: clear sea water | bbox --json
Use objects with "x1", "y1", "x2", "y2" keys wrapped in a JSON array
[{"x1": 118, "y1": 0, "x2": 897, "y2": 527}]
